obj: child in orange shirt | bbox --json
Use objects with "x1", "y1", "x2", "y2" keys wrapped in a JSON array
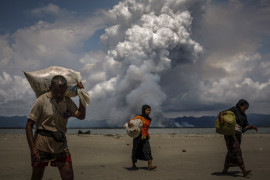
[{"x1": 128, "y1": 104, "x2": 157, "y2": 170}]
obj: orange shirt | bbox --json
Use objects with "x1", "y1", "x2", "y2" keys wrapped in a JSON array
[{"x1": 133, "y1": 115, "x2": 151, "y2": 137}]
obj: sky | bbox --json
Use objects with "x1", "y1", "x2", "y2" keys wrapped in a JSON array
[{"x1": 0, "y1": 0, "x2": 270, "y2": 126}]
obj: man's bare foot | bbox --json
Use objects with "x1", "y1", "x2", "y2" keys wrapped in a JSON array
[
  {"x1": 148, "y1": 166, "x2": 157, "y2": 171},
  {"x1": 243, "y1": 170, "x2": 251, "y2": 177},
  {"x1": 222, "y1": 167, "x2": 229, "y2": 175}
]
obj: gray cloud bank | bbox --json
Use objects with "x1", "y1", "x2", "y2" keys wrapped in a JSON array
[{"x1": 0, "y1": 0, "x2": 270, "y2": 127}]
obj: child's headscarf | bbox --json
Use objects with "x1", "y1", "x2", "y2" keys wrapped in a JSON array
[{"x1": 141, "y1": 104, "x2": 152, "y2": 120}]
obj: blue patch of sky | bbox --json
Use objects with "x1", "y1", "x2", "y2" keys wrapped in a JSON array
[
  {"x1": 258, "y1": 36, "x2": 270, "y2": 55},
  {"x1": 0, "y1": 0, "x2": 40, "y2": 34},
  {"x1": 210, "y1": 0, "x2": 229, "y2": 5},
  {"x1": 83, "y1": 28, "x2": 107, "y2": 52},
  {"x1": 210, "y1": 0, "x2": 261, "y2": 7},
  {"x1": 0, "y1": 0, "x2": 120, "y2": 34}
]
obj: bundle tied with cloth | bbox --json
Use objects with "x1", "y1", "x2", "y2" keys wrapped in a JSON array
[
  {"x1": 24, "y1": 66, "x2": 90, "y2": 107},
  {"x1": 215, "y1": 110, "x2": 236, "y2": 136},
  {"x1": 124, "y1": 119, "x2": 143, "y2": 138}
]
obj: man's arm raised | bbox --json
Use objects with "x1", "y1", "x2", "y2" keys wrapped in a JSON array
[{"x1": 75, "y1": 82, "x2": 86, "y2": 120}]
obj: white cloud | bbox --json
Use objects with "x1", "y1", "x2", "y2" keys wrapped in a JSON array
[
  {"x1": 236, "y1": 78, "x2": 270, "y2": 90},
  {"x1": 0, "y1": 72, "x2": 34, "y2": 116},
  {"x1": 0, "y1": 4, "x2": 107, "y2": 75},
  {"x1": 0, "y1": 35, "x2": 13, "y2": 67},
  {"x1": 31, "y1": 3, "x2": 61, "y2": 16},
  {"x1": 158, "y1": 0, "x2": 270, "y2": 117},
  {"x1": 0, "y1": 3, "x2": 107, "y2": 115}
]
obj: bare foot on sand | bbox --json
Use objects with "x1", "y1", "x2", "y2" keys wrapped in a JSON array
[
  {"x1": 243, "y1": 170, "x2": 251, "y2": 177},
  {"x1": 148, "y1": 166, "x2": 157, "y2": 171}
]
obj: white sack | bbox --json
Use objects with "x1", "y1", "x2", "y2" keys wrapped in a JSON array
[
  {"x1": 123, "y1": 119, "x2": 143, "y2": 138},
  {"x1": 24, "y1": 66, "x2": 90, "y2": 107}
]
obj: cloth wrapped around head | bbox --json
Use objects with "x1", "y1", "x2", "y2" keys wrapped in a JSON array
[
  {"x1": 236, "y1": 99, "x2": 249, "y2": 109},
  {"x1": 141, "y1": 104, "x2": 151, "y2": 120}
]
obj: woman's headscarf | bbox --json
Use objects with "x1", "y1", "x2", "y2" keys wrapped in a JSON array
[
  {"x1": 141, "y1": 104, "x2": 151, "y2": 120},
  {"x1": 236, "y1": 99, "x2": 249, "y2": 110},
  {"x1": 229, "y1": 99, "x2": 249, "y2": 132}
]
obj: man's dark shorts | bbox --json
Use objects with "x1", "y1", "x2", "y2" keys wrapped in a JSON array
[{"x1": 32, "y1": 148, "x2": 71, "y2": 168}]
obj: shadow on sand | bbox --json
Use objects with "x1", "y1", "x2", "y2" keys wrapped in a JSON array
[
  {"x1": 212, "y1": 171, "x2": 244, "y2": 177},
  {"x1": 124, "y1": 167, "x2": 152, "y2": 171}
]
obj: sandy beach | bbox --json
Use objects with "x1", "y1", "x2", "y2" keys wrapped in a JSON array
[{"x1": 0, "y1": 133, "x2": 269, "y2": 180}]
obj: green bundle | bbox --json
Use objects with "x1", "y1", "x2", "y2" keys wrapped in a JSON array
[{"x1": 215, "y1": 111, "x2": 236, "y2": 136}]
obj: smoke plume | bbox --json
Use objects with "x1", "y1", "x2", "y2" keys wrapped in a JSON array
[{"x1": 83, "y1": 0, "x2": 205, "y2": 126}]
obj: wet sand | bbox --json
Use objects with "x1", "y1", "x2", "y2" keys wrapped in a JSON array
[{"x1": 0, "y1": 133, "x2": 269, "y2": 180}]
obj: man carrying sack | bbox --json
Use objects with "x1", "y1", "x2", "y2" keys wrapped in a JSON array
[{"x1": 26, "y1": 75, "x2": 86, "y2": 180}]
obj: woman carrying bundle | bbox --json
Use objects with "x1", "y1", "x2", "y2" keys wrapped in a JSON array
[
  {"x1": 219, "y1": 99, "x2": 258, "y2": 177},
  {"x1": 128, "y1": 104, "x2": 157, "y2": 171}
]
